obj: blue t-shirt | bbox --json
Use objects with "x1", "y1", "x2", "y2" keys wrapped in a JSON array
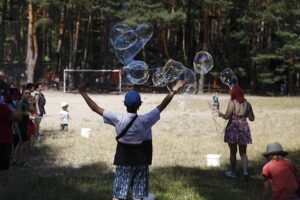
[{"x1": 103, "y1": 108, "x2": 160, "y2": 144}]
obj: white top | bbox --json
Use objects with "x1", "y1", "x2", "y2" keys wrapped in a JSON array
[
  {"x1": 60, "y1": 110, "x2": 69, "y2": 124},
  {"x1": 103, "y1": 108, "x2": 160, "y2": 144}
]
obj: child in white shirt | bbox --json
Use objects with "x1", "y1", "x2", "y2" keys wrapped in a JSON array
[{"x1": 60, "y1": 102, "x2": 69, "y2": 131}]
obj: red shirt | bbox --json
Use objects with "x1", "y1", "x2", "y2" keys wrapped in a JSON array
[
  {"x1": 0, "y1": 103, "x2": 13, "y2": 143},
  {"x1": 262, "y1": 159, "x2": 299, "y2": 200}
]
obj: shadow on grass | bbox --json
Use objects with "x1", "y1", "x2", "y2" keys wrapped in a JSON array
[
  {"x1": 150, "y1": 150, "x2": 300, "y2": 200},
  {"x1": 5, "y1": 133, "x2": 300, "y2": 200}
]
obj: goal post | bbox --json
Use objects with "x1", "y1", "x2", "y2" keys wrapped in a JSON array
[{"x1": 63, "y1": 69, "x2": 122, "y2": 93}]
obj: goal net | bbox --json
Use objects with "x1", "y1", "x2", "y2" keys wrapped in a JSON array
[{"x1": 63, "y1": 69, "x2": 122, "y2": 93}]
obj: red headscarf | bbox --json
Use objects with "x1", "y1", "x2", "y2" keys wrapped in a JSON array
[{"x1": 230, "y1": 86, "x2": 245, "y2": 103}]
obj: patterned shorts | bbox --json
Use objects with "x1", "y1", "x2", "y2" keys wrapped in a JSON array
[{"x1": 113, "y1": 165, "x2": 149, "y2": 199}]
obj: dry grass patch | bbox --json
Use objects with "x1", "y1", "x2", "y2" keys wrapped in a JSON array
[{"x1": 5, "y1": 91, "x2": 300, "y2": 200}]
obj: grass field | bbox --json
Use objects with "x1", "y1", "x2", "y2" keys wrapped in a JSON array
[{"x1": 4, "y1": 91, "x2": 300, "y2": 200}]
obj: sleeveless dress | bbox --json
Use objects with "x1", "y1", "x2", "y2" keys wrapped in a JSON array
[
  {"x1": 224, "y1": 103, "x2": 252, "y2": 144},
  {"x1": 35, "y1": 93, "x2": 46, "y2": 116}
]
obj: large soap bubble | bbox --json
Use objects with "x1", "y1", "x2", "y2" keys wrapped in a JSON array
[
  {"x1": 162, "y1": 59, "x2": 186, "y2": 83},
  {"x1": 110, "y1": 22, "x2": 153, "y2": 65},
  {"x1": 177, "y1": 68, "x2": 197, "y2": 95},
  {"x1": 193, "y1": 51, "x2": 214, "y2": 74},
  {"x1": 220, "y1": 68, "x2": 238, "y2": 88},
  {"x1": 134, "y1": 22, "x2": 153, "y2": 44},
  {"x1": 110, "y1": 24, "x2": 132, "y2": 47},
  {"x1": 176, "y1": 68, "x2": 197, "y2": 110},
  {"x1": 124, "y1": 60, "x2": 149, "y2": 85},
  {"x1": 152, "y1": 68, "x2": 168, "y2": 87},
  {"x1": 113, "y1": 30, "x2": 138, "y2": 50},
  {"x1": 229, "y1": 75, "x2": 238, "y2": 88}
]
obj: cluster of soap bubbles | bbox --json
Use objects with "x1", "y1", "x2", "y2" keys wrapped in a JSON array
[
  {"x1": 152, "y1": 59, "x2": 197, "y2": 96},
  {"x1": 110, "y1": 22, "x2": 217, "y2": 106},
  {"x1": 220, "y1": 68, "x2": 238, "y2": 89},
  {"x1": 110, "y1": 23, "x2": 153, "y2": 85}
]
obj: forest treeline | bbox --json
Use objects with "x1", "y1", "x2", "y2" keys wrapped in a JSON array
[{"x1": 0, "y1": 0, "x2": 299, "y2": 95}]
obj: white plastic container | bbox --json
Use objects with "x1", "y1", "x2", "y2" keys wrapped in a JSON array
[
  {"x1": 144, "y1": 193, "x2": 155, "y2": 200},
  {"x1": 81, "y1": 128, "x2": 91, "y2": 138},
  {"x1": 206, "y1": 154, "x2": 221, "y2": 167}
]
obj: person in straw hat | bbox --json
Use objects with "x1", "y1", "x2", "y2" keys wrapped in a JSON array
[
  {"x1": 60, "y1": 102, "x2": 69, "y2": 132},
  {"x1": 262, "y1": 142, "x2": 300, "y2": 200}
]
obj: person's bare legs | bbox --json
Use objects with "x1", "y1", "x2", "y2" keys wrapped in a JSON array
[
  {"x1": 12, "y1": 143, "x2": 21, "y2": 163},
  {"x1": 239, "y1": 145, "x2": 248, "y2": 175},
  {"x1": 35, "y1": 117, "x2": 42, "y2": 140},
  {"x1": 228, "y1": 143, "x2": 237, "y2": 173}
]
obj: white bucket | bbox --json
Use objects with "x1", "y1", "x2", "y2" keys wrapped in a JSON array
[
  {"x1": 206, "y1": 154, "x2": 221, "y2": 167},
  {"x1": 81, "y1": 128, "x2": 91, "y2": 138},
  {"x1": 144, "y1": 193, "x2": 155, "y2": 200}
]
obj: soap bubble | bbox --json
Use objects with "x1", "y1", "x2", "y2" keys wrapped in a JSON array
[
  {"x1": 177, "y1": 68, "x2": 197, "y2": 95},
  {"x1": 220, "y1": 68, "x2": 235, "y2": 86},
  {"x1": 162, "y1": 59, "x2": 186, "y2": 83},
  {"x1": 124, "y1": 60, "x2": 149, "y2": 85},
  {"x1": 152, "y1": 68, "x2": 168, "y2": 87},
  {"x1": 193, "y1": 51, "x2": 214, "y2": 74},
  {"x1": 113, "y1": 30, "x2": 138, "y2": 50},
  {"x1": 110, "y1": 23, "x2": 153, "y2": 65}
]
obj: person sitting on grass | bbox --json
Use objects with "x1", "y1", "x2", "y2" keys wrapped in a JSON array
[
  {"x1": 79, "y1": 80, "x2": 186, "y2": 200},
  {"x1": 262, "y1": 142, "x2": 300, "y2": 200}
]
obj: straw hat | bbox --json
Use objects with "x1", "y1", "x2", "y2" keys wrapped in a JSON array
[
  {"x1": 263, "y1": 142, "x2": 288, "y2": 157},
  {"x1": 61, "y1": 102, "x2": 68, "y2": 108}
]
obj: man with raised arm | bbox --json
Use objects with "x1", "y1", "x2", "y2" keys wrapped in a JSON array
[{"x1": 79, "y1": 80, "x2": 186, "y2": 200}]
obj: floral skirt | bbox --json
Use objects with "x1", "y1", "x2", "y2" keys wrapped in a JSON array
[{"x1": 224, "y1": 115, "x2": 252, "y2": 145}]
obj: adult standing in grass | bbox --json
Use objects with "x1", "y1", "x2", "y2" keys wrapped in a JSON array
[
  {"x1": 262, "y1": 142, "x2": 300, "y2": 200},
  {"x1": 34, "y1": 82, "x2": 46, "y2": 141},
  {"x1": 79, "y1": 80, "x2": 186, "y2": 200},
  {"x1": 0, "y1": 73, "x2": 22, "y2": 197},
  {"x1": 218, "y1": 86, "x2": 255, "y2": 181}
]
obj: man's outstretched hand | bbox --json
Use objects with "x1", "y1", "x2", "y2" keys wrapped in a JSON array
[
  {"x1": 78, "y1": 84, "x2": 87, "y2": 93},
  {"x1": 173, "y1": 80, "x2": 187, "y2": 92}
]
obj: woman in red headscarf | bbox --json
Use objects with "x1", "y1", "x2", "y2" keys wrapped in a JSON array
[{"x1": 218, "y1": 86, "x2": 255, "y2": 181}]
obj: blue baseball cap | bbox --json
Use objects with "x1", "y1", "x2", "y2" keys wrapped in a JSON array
[{"x1": 124, "y1": 90, "x2": 141, "y2": 107}]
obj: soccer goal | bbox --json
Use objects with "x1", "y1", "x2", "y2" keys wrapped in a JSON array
[{"x1": 63, "y1": 69, "x2": 122, "y2": 93}]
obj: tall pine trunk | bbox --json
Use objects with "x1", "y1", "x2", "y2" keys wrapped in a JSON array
[
  {"x1": 26, "y1": 2, "x2": 38, "y2": 83},
  {"x1": 83, "y1": 13, "x2": 92, "y2": 68},
  {"x1": 68, "y1": 10, "x2": 80, "y2": 69},
  {"x1": 198, "y1": 8, "x2": 209, "y2": 94},
  {"x1": 57, "y1": 3, "x2": 66, "y2": 71},
  {"x1": 0, "y1": 0, "x2": 7, "y2": 64}
]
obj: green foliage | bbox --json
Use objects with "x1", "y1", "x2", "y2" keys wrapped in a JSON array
[
  {"x1": 2, "y1": 0, "x2": 300, "y2": 94},
  {"x1": 35, "y1": 17, "x2": 53, "y2": 29}
]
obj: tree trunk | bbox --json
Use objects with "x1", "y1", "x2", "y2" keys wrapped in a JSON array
[
  {"x1": 198, "y1": 8, "x2": 209, "y2": 94},
  {"x1": 68, "y1": 10, "x2": 80, "y2": 69},
  {"x1": 161, "y1": 29, "x2": 170, "y2": 59},
  {"x1": 288, "y1": 57, "x2": 295, "y2": 96},
  {"x1": 26, "y1": 2, "x2": 38, "y2": 83},
  {"x1": 182, "y1": 26, "x2": 187, "y2": 63},
  {"x1": 83, "y1": 13, "x2": 92, "y2": 68},
  {"x1": 0, "y1": 0, "x2": 7, "y2": 64},
  {"x1": 57, "y1": 3, "x2": 66, "y2": 71},
  {"x1": 250, "y1": 23, "x2": 257, "y2": 93}
]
